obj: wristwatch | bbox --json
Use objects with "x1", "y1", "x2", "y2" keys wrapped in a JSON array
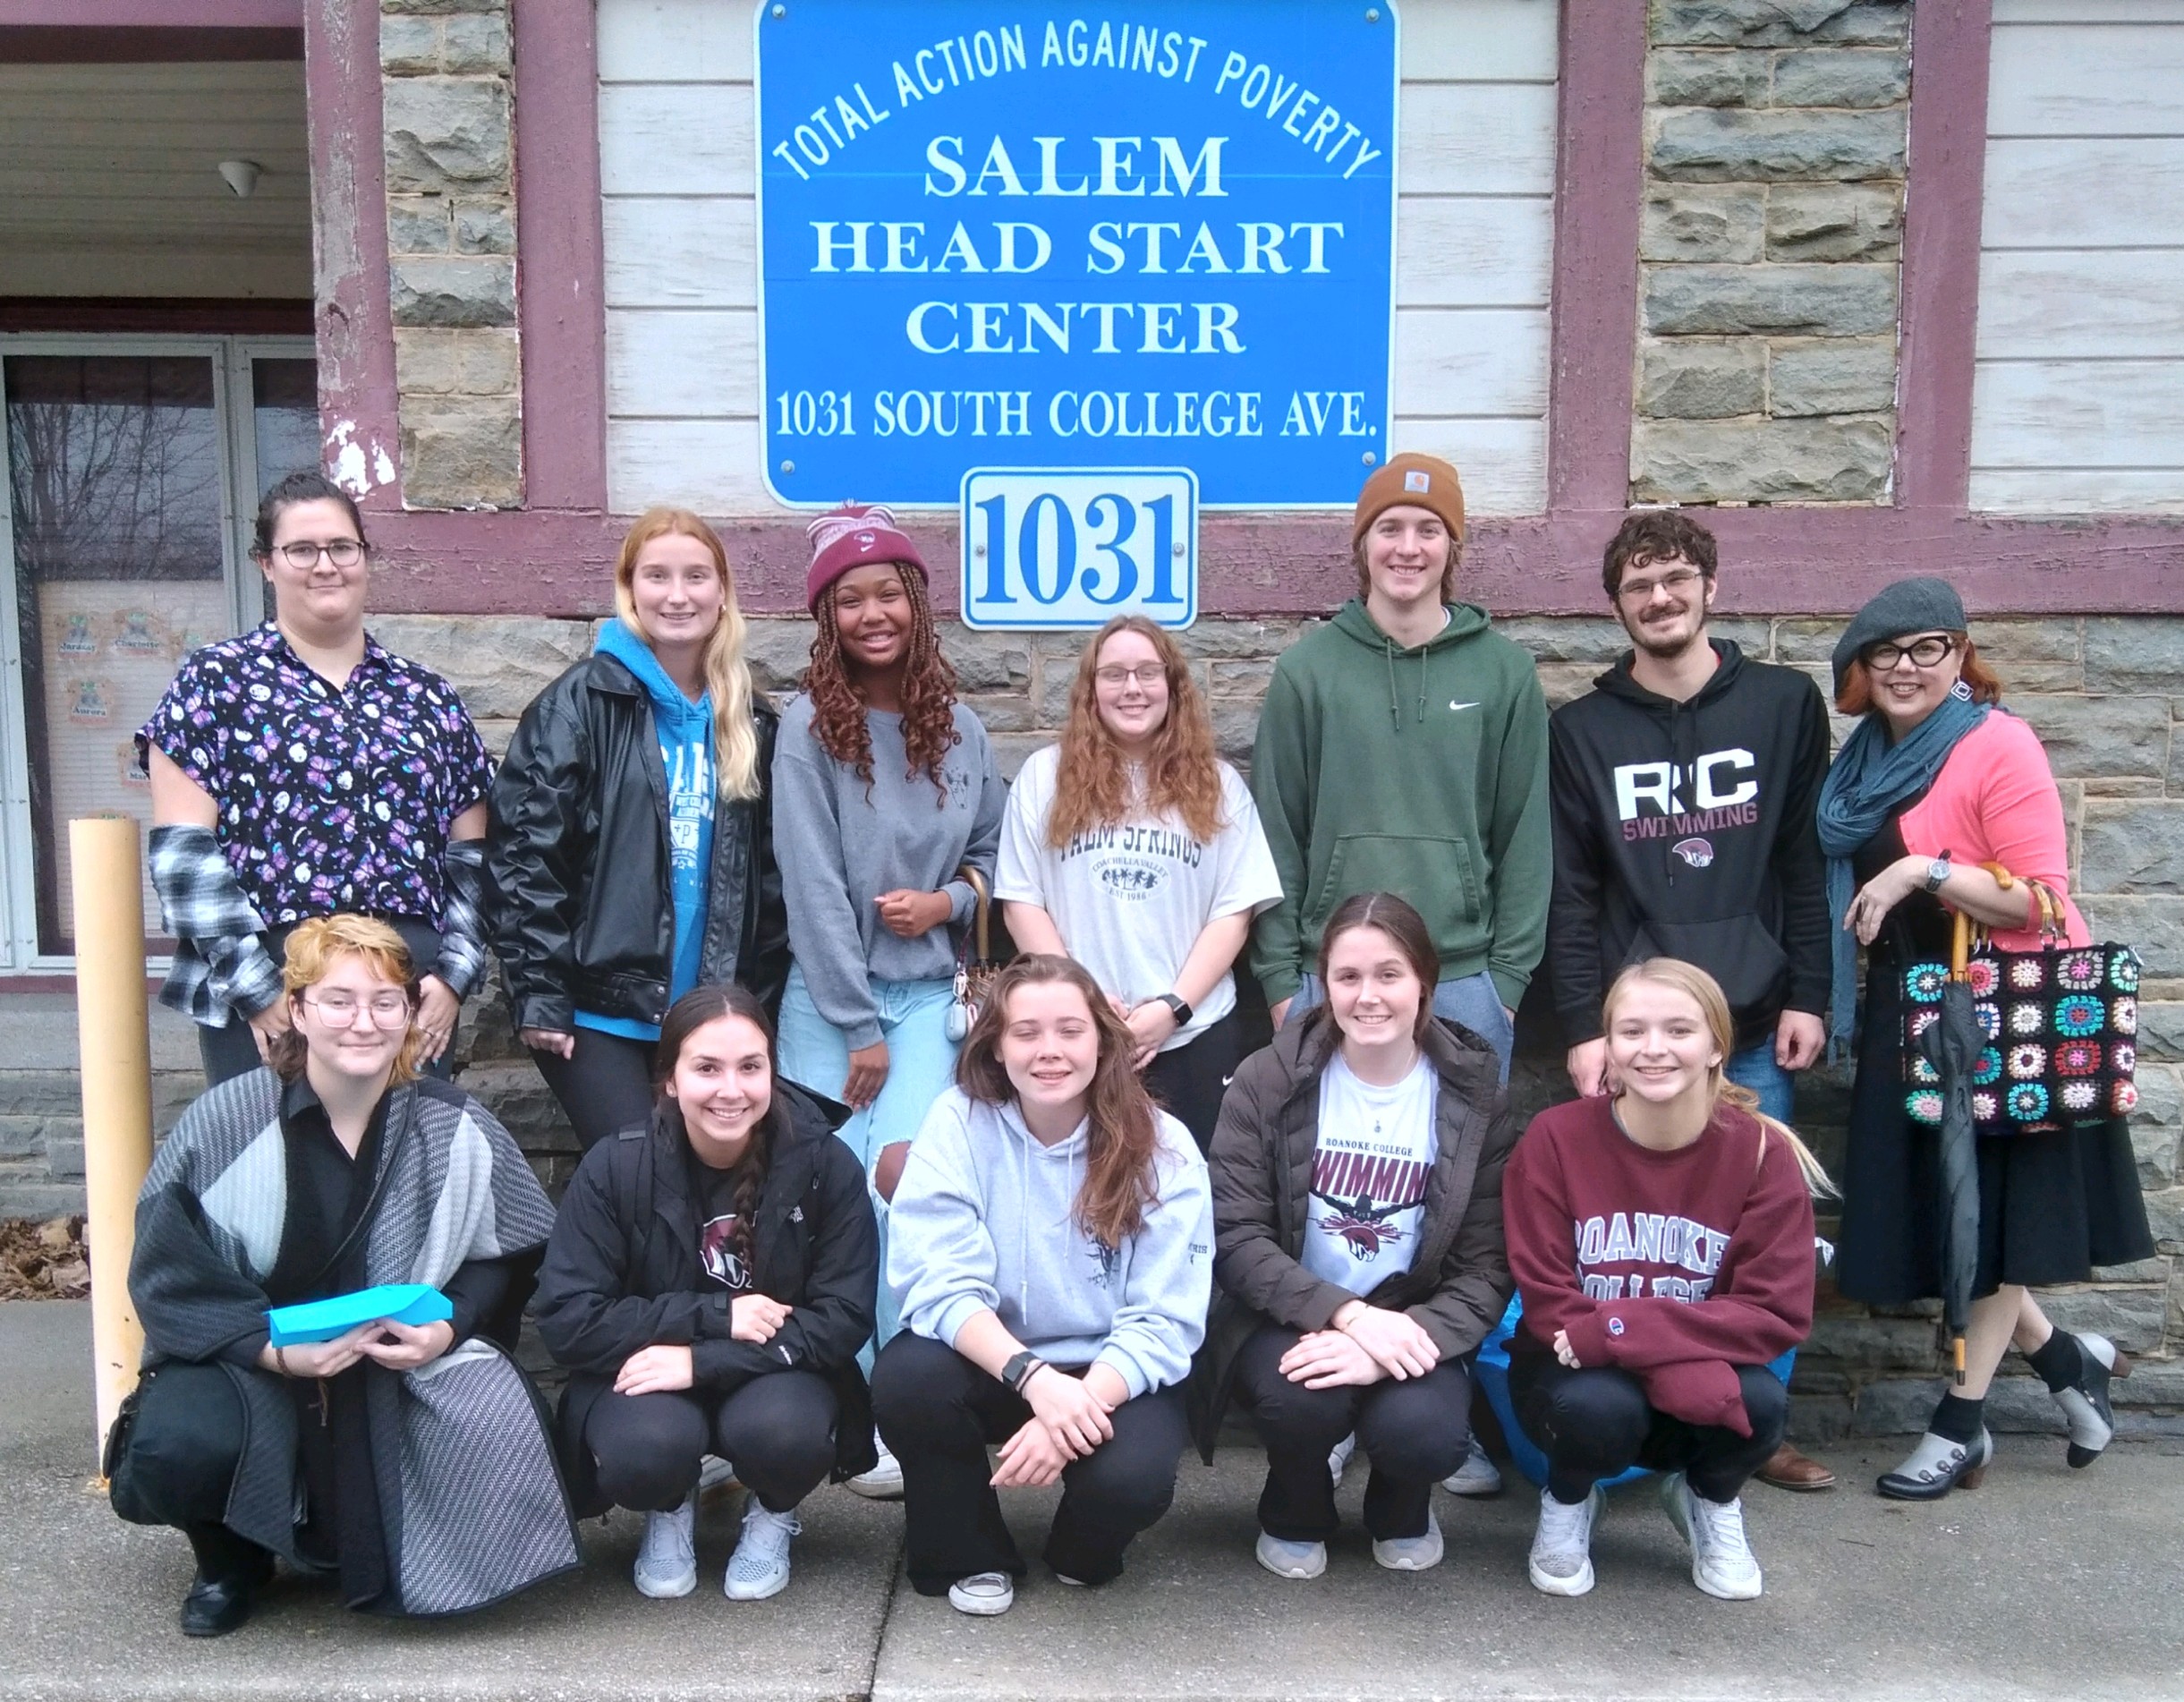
[
  {"x1": 1924, "y1": 854, "x2": 1953, "y2": 893},
  {"x1": 1001, "y1": 1349, "x2": 1047, "y2": 1393},
  {"x1": 1155, "y1": 992, "x2": 1194, "y2": 1027}
]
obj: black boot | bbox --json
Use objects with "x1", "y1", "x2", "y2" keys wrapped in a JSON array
[
  {"x1": 2039, "y1": 1332, "x2": 2133, "y2": 1468},
  {"x1": 180, "y1": 1525, "x2": 274, "y2": 1638}
]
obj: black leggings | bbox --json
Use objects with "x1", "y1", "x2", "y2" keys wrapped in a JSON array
[
  {"x1": 1141, "y1": 1010, "x2": 1247, "y2": 1157},
  {"x1": 871, "y1": 1331, "x2": 1189, "y2": 1593},
  {"x1": 1231, "y1": 1322, "x2": 1471, "y2": 1543},
  {"x1": 1508, "y1": 1355, "x2": 1788, "y2": 1505},
  {"x1": 579, "y1": 1372, "x2": 839, "y2": 1514},
  {"x1": 530, "y1": 1027, "x2": 658, "y2": 1151}
]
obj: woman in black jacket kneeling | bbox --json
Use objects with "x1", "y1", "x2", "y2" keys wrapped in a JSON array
[{"x1": 533, "y1": 984, "x2": 878, "y2": 1604}]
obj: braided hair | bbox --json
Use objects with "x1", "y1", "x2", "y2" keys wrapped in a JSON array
[
  {"x1": 802, "y1": 563, "x2": 961, "y2": 800},
  {"x1": 654, "y1": 983, "x2": 788, "y2": 1285}
]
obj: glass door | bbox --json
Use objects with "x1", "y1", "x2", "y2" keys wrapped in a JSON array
[{"x1": 0, "y1": 334, "x2": 315, "y2": 967}]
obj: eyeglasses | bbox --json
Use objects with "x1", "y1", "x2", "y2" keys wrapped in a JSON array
[
  {"x1": 1617, "y1": 567, "x2": 1705, "y2": 603},
  {"x1": 301, "y1": 991, "x2": 413, "y2": 1028},
  {"x1": 272, "y1": 540, "x2": 367, "y2": 569},
  {"x1": 1864, "y1": 634, "x2": 1958, "y2": 670},
  {"x1": 1094, "y1": 664, "x2": 1166, "y2": 689}
]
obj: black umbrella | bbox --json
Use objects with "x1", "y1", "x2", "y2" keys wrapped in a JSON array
[{"x1": 1918, "y1": 910, "x2": 1983, "y2": 1385}]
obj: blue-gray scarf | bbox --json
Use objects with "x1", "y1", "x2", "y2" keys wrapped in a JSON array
[{"x1": 1815, "y1": 683, "x2": 1989, "y2": 1050}]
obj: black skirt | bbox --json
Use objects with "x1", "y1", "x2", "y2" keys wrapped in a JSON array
[{"x1": 1835, "y1": 957, "x2": 2154, "y2": 1305}]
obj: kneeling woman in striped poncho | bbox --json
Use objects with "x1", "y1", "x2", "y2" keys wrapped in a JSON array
[{"x1": 110, "y1": 915, "x2": 578, "y2": 1637}]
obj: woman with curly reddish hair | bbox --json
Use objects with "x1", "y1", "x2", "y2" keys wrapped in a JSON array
[
  {"x1": 771, "y1": 503, "x2": 1005, "y2": 1495},
  {"x1": 998, "y1": 616, "x2": 1282, "y2": 1153}
]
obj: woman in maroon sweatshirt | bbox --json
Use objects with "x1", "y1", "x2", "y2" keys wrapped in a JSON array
[{"x1": 1503, "y1": 957, "x2": 1824, "y2": 1603}]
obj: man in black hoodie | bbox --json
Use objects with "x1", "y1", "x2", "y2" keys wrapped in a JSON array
[{"x1": 1545, "y1": 510, "x2": 1835, "y2": 1493}]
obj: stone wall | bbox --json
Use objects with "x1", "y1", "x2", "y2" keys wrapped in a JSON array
[
  {"x1": 11, "y1": 608, "x2": 2171, "y2": 1438},
  {"x1": 379, "y1": 0, "x2": 522, "y2": 508},
  {"x1": 1633, "y1": 0, "x2": 1909, "y2": 503}
]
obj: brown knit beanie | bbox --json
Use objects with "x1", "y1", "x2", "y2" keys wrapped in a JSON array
[{"x1": 1351, "y1": 453, "x2": 1466, "y2": 549}]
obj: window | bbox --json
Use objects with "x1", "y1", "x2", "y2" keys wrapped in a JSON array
[{"x1": 0, "y1": 335, "x2": 316, "y2": 965}]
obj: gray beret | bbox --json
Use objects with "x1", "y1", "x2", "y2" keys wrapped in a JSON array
[{"x1": 1831, "y1": 577, "x2": 1968, "y2": 694}]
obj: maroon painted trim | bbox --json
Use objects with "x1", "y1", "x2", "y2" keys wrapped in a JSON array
[
  {"x1": 0, "y1": 0, "x2": 297, "y2": 26},
  {"x1": 305, "y1": 0, "x2": 402, "y2": 511},
  {"x1": 1543, "y1": 0, "x2": 1646, "y2": 513},
  {"x1": 356, "y1": 506, "x2": 2184, "y2": 620},
  {"x1": 1895, "y1": 0, "x2": 1993, "y2": 511},
  {"x1": 513, "y1": 0, "x2": 608, "y2": 510},
  {"x1": 0, "y1": 25, "x2": 302, "y2": 60},
  {"x1": 0, "y1": 297, "x2": 312, "y2": 334}
]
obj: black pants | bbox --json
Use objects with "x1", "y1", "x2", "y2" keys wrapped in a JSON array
[
  {"x1": 578, "y1": 1372, "x2": 839, "y2": 1515},
  {"x1": 871, "y1": 1332, "x2": 1189, "y2": 1593},
  {"x1": 1508, "y1": 1355, "x2": 1787, "y2": 1505},
  {"x1": 108, "y1": 1362, "x2": 273, "y2": 1584},
  {"x1": 530, "y1": 1027, "x2": 658, "y2": 1150},
  {"x1": 1141, "y1": 1010, "x2": 1247, "y2": 1157},
  {"x1": 1231, "y1": 1322, "x2": 1470, "y2": 1543},
  {"x1": 199, "y1": 918, "x2": 455, "y2": 1089}
]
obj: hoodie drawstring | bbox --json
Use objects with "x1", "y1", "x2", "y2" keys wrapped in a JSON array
[{"x1": 1382, "y1": 636, "x2": 1432, "y2": 728}]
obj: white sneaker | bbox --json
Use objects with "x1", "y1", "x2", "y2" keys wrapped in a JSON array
[
  {"x1": 1527, "y1": 1485, "x2": 1603, "y2": 1596},
  {"x1": 1371, "y1": 1509, "x2": 1444, "y2": 1571},
  {"x1": 1328, "y1": 1431, "x2": 1357, "y2": 1486},
  {"x1": 948, "y1": 1570, "x2": 1015, "y2": 1615},
  {"x1": 847, "y1": 1436, "x2": 904, "y2": 1500},
  {"x1": 1254, "y1": 1529, "x2": 1328, "y2": 1579},
  {"x1": 723, "y1": 1502, "x2": 799, "y2": 1601},
  {"x1": 1440, "y1": 1437, "x2": 1504, "y2": 1497},
  {"x1": 1660, "y1": 1472, "x2": 1763, "y2": 1601},
  {"x1": 633, "y1": 1494, "x2": 697, "y2": 1598}
]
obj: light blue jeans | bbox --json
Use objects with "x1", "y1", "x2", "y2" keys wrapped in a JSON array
[
  {"x1": 775, "y1": 964, "x2": 959, "y2": 1359},
  {"x1": 1290, "y1": 967, "x2": 1514, "y2": 1085},
  {"x1": 1724, "y1": 1039, "x2": 1798, "y2": 1391}
]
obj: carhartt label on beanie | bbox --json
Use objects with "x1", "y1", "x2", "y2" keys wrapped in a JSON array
[
  {"x1": 803, "y1": 501, "x2": 930, "y2": 610},
  {"x1": 1353, "y1": 453, "x2": 1466, "y2": 549}
]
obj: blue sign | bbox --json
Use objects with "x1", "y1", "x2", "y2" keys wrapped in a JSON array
[{"x1": 754, "y1": 1, "x2": 1398, "y2": 508}]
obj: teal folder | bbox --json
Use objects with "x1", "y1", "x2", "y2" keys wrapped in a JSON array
[{"x1": 267, "y1": 1284, "x2": 454, "y2": 1347}]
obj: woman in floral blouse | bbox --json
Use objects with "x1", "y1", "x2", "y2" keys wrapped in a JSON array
[{"x1": 140, "y1": 471, "x2": 495, "y2": 1086}]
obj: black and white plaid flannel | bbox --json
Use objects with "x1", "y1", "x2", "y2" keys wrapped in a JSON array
[{"x1": 148, "y1": 825, "x2": 285, "y2": 1025}]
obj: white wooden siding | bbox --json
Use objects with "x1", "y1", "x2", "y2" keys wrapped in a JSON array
[
  {"x1": 1970, "y1": 4, "x2": 2184, "y2": 511},
  {"x1": 0, "y1": 62, "x2": 310, "y2": 299},
  {"x1": 597, "y1": 0, "x2": 1559, "y2": 515}
]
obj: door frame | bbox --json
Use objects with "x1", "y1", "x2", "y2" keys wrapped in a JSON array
[{"x1": 0, "y1": 330, "x2": 314, "y2": 971}]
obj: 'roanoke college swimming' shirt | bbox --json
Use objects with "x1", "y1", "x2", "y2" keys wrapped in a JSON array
[
  {"x1": 997, "y1": 745, "x2": 1281, "y2": 1050},
  {"x1": 1301, "y1": 1052, "x2": 1439, "y2": 1294}
]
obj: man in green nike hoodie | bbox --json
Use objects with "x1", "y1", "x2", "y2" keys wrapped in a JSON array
[{"x1": 1250, "y1": 452, "x2": 1550, "y2": 1085}]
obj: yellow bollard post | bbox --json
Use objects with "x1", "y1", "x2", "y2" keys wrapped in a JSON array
[{"x1": 70, "y1": 814, "x2": 154, "y2": 1471}]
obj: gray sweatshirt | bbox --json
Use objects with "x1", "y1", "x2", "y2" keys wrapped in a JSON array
[
  {"x1": 888, "y1": 1087, "x2": 1213, "y2": 1399},
  {"x1": 771, "y1": 694, "x2": 1005, "y2": 1049}
]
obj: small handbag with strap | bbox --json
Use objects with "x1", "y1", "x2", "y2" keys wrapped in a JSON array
[
  {"x1": 1903, "y1": 869, "x2": 2140, "y2": 1135},
  {"x1": 944, "y1": 864, "x2": 1003, "y2": 1043}
]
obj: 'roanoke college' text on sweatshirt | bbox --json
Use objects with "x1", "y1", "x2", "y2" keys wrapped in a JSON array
[{"x1": 1502, "y1": 1094, "x2": 1814, "y2": 1434}]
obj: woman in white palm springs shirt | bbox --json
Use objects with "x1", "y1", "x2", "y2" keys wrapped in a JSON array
[{"x1": 999, "y1": 615, "x2": 1282, "y2": 1154}]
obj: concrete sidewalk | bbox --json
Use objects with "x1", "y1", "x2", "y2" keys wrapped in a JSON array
[{"x1": 3, "y1": 1302, "x2": 2180, "y2": 1702}]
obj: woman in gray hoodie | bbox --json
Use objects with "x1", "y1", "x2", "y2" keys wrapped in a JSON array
[{"x1": 871, "y1": 955, "x2": 1213, "y2": 1617}]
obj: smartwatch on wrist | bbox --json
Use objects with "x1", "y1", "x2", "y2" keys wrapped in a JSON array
[
  {"x1": 1155, "y1": 992, "x2": 1193, "y2": 1028},
  {"x1": 1001, "y1": 1349, "x2": 1047, "y2": 1393}
]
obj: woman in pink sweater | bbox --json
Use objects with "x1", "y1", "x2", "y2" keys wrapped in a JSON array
[{"x1": 1817, "y1": 580, "x2": 2152, "y2": 1502}]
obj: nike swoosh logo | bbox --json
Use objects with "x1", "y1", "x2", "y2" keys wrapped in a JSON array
[
  {"x1": 1221, "y1": 1074, "x2": 1236, "y2": 1087},
  {"x1": 1449, "y1": 700, "x2": 1480, "y2": 711}
]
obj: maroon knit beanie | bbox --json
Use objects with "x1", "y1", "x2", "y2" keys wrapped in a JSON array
[{"x1": 804, "y1": 503, "x2": 930, "y2": 610}]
